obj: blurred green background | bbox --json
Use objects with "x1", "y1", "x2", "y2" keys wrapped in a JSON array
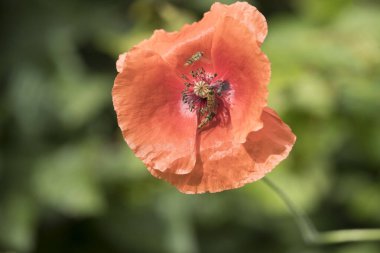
[{"x1": 1, "y1": 0, "x2": 380, "y2": 252}]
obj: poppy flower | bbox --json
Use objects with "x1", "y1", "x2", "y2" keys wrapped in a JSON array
[{"x1": 113, "y1": 2, "x2": 296, "y2": 193}]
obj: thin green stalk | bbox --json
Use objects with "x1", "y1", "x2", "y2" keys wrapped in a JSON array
[
  {"x1": 262, "y1": 177, "x2": 380, "y2": 245},
  {"x1": 262, "y1": 177, "x2": 318, "y2": 244},
  {"x1": 317, "y1": 229, "x2": 380, "y2": 244}
]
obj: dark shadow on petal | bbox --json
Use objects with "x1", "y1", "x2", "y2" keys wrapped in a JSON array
[
  {"x1": 184, "y1": 131, "x2": 204, "y2": 187},
  {"x1": 149, "y1": 128, "x2": 205, "y2": 193},
  {"x1": 243, "y1": 109, "x2": 295, "y2": 164}
]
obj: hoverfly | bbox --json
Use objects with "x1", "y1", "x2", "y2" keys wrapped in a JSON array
[
  {"x1": 184, "y1": 51, "x2": 204, "y2": 66},
  {"x1": 198, "y1": 88, "x2": 217, "y2": 128},
  {"x1": 197, "y1": 80, "x2": 230, "y2": 129}
]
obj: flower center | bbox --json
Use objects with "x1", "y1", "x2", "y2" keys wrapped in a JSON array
[
  {"x1": 181, "y1": 67, "x2": 230, "y2": 129},
  {"x1": 193, "y1": 81, "x2": 210, "y2": 98}
]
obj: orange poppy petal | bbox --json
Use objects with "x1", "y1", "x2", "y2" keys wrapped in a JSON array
[
  {"x1": 212, "y1": 16, "x2": 270, "y2": 143},
  {"x1": 113, "y1": 48, "x2": 198, "y2": 174},
  {"x1": 150, "y1": 107, "x2": 296, "y2": 193},
  {"x1": 138, "y1": 2, "x2": 267, "y2": 59},
  {"x1": 116, "y1": 52, "x2": 127, "y2": 73},
  {"x1": 210, "y1": 2, "x2": 268, "y2": 46},
  {"x1": 136, "y1": 2, "x2": 267, "y2": 72},
  {"x1": 243, "y1": 107, "x2": 296, "y2": 175},
  {"x1": 137, "y1": 7, "x2": 219, "y2": 70}
]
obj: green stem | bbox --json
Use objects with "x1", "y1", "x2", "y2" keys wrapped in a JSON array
[
  {"x1": 262, "y1": 177, "x2": 318, "y2": 244},
  {"x1": 262, "y1": 177, "x2": 380, "y2": 245},
  {"x1": 318, "y1": 229, "x2": 380, "y2": 244}
]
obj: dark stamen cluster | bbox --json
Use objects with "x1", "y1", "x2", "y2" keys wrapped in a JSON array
[{"x1": 181, "y1": 67, "x2": 230, "y2": 128}]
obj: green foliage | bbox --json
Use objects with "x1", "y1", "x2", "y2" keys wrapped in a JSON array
[{"x1": 0, "y1": 0, "x2": 379, "y2": 253}]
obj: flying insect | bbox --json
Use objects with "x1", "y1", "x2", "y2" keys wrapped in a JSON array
[{"x1": 184, "y1": 51, "x2": 204, "y2": 66}]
